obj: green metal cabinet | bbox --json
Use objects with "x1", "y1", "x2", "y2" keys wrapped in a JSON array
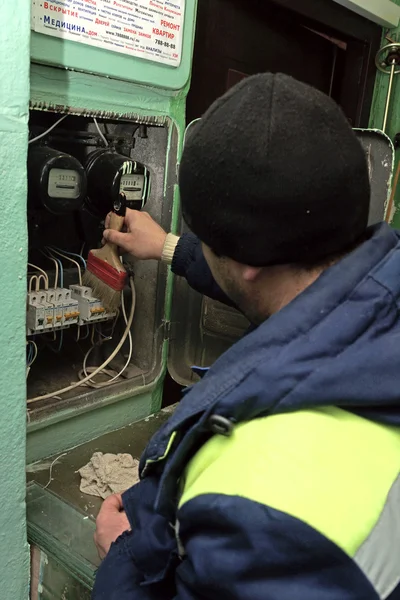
[
  {"x1": 0, "y1": 1, "x2": 197, "y2": 597},
  {"x1": 27, "y1": 1, "x2": 198, "y2": 465},
  {"x1": 25, "y1": 2, "x2": 199, "y2": 597}
]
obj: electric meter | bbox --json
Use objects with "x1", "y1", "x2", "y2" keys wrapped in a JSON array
[
  {"x1": 119, "y1": 173, "x2": 146, "y2": 203},
  {"x1": 85, "y1": 149, "x2": 149, "y2": 219},
  {"x1": 28, "y1": 146, "x2": 86, "y2": 214}
]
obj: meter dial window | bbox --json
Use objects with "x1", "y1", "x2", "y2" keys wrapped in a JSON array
[
  {"x1": 120, "y1": 174, "x2": 145, "y2": 202},
  {"x1": 48, "y1": 168, "x2": 81, "y2": 199}
]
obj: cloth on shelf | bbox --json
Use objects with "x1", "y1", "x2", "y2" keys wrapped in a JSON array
[{"x1": 78, "y1": 452, "x2": 140, "y2": 499}]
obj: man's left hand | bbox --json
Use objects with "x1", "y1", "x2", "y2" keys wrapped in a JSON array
[{"x1": 94, "y1": 493, "x2": 131, "y2": 559}]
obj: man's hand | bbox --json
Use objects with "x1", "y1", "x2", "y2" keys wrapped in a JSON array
[
  {"x1": 103, "y1": 209, "x2": 167, "y2": 260},
  {"x1": 94, "y1": 493, "x2": 131, "y2": 559}
]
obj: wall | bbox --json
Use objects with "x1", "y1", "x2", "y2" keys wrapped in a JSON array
[
  {"x1": 0, "y1": 0, "x2": 30, "y2": 598},
  {"x1": 370, "y1": 0, "x2": 400, "y2": 225}
]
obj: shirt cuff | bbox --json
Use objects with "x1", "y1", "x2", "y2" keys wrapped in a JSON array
[{"x1": 161, "y1": 233, "x2": 180, "y2": 265}]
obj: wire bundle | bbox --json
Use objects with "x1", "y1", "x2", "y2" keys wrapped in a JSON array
[{"x1": 27, "y1": 277, "x2": 135, "y2": 404}]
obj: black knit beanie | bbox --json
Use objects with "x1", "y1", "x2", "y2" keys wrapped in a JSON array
[{"x1": 179, "y1": 73, "x2": 370, "y2": 266}]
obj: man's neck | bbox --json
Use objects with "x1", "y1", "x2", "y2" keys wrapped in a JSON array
[
  {"x1": 250, "y1": 265, "x2": 326, "y2": 324},
  {"x1": 270, "y1": 266, "x2": 324, "y2": 314}
]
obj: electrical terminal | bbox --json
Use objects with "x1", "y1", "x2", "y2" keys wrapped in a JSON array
[
  {"x1": 70, "y1": 285, "x2": 116, "y2": 324},
  {"x1": 27, "y1": 291, "x2": 47, "y2": 334},
  {"x1": 62, "y1": 289, "x2": 80, "y2": 326}
]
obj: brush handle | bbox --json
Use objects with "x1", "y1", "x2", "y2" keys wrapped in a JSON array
[
  {"x1": 109, "y1": 212, "x2": 125, "y2": 232},
  {"x1": 106, "y1": 213, "x2": 125, "y2": 255}
]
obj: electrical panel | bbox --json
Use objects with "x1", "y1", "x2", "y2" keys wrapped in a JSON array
[{"x1": 26, "y1": 109, "x2": 173, "y2": 416}]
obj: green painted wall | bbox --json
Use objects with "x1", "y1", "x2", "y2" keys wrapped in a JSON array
[
  {"x1": 370, "y1": 2, "x2": 400, "y2": 225},
  {"x1": 0, "y1": 0, "x2": 31, "y2": 598}
]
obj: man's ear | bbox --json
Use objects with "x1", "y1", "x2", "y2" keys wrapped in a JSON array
[
  {"x1": 227, "y1": 258, "x2": 263, "y2": 282},
  {"x1": 242, "y1": 266, "x2": 263, "y2": 282}
]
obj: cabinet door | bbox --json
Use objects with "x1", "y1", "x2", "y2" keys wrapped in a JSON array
[{"x1": 168, "y1": 130, "x2": 394, "y2": 386}]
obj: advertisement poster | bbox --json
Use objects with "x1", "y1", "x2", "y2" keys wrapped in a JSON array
[{"x1": 31, "y1": 0, "x2": 185, "y2": 67}]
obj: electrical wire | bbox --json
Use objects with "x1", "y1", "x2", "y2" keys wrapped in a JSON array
[
  {"x1": 50, "y1": 247, "x2": 87, "y2": 270},
  {"x1": 28, "y1": 114, "x2": 68, "y2": 145},
  {"x1": 93, "y1": 117, "x2": 108, "y2": 147},
  {"x1": 91, "y1": 323, "x2": 96, "y2": 345},
  {"x1": 36, "y1": 275, "x2": 47, "y2": 291},
  {"x1": 80, "y1": 325, "x2": 90, "y2": 341},
  {"x1": 27, "y1": 277, "x2": 135, "y2": 404},
  {"x1": 48, "y1": 248, "x2": 82, "y2": 285},
  {"x1": 27, "y1": 341, "x2": 38, "y2": 367},
  {"x1": 80, "y1": 288, "x2": 133, "y2": 388},
  {"x1": 28, "y1": 263, "x2": 49, "y2": 288},
  {"x1": 43, "y1": 453, "x2": 67, "y2": 489},
  {"x1": 27, "y1": 344, "x2": 32, "y2": 365},
  {"x1": 44, "y1": 250, "x2": 64, "y2": 287},
  {"x1": 40, "y1": 251, "x2": 59, "y2": 288},
  {"x1": 28, "y1": 274, "x2": 46, "y2": 292},
  {"x1": 75, "y1": 323, "x2": 90, "y2": 343},
  {"x1": 28, "y1": 276, "x2": 38, "y2": 293},
  {"x1": 47, "y1": 330, "x2": 64, "y2": 354}
]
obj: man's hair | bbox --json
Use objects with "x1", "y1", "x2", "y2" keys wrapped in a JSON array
[{"x1": 297, "y1": 233, "x2": 369, "y2": 273}]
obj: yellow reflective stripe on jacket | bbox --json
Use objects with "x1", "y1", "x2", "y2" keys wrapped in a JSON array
[
  {"x1": 179, "y1": 406, "x2": 400, "y2": 558},
  {"x1": 144, "y1": 431, "x2": 177, "y2": 467}
]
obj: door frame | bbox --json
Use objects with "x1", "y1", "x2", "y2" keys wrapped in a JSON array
[
  {"x1": 266, "y1": 0, "x2": 382, "y2": 126},
  {"x1": 189, "y1": 0, "x2": 382, "y2": 127}
]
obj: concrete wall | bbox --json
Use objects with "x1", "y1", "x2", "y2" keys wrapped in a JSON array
[{"x1": 0, "y1": 0, "x2": 30, "y2": 597}]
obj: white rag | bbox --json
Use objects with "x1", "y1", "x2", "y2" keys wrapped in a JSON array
[{"x1": 78, "y1": 452, "x2": 140, "y2": 499}]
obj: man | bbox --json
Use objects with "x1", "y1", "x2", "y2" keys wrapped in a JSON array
[{"x1": 93, "y1": 73, "x2": 400, "y2": 600}]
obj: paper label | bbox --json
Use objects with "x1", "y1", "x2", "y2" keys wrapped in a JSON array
[{"x1": 31, "y1": 0, "x2": 185, "y2": 67}]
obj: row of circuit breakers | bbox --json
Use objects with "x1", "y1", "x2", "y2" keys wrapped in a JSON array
[
  {"x1": 27, "y1": 285, "x2": 116, "y2": 336},
  {"x1": 27, "y1": 141, "x2": 150, "y2": 336}
]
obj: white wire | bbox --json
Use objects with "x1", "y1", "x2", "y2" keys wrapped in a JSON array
[
  {"x1": 28, "y1": 263, "x2": 49, "y2": 288},
  {"x1": 28, "y1": 114, "x2": 68, "y2": 145},
  {"x1": 27, "y1": 341, "x2": 38, "y2": 367},
  {"x1": 45, "y1": 256, "x2": 59, "y2": 288},
  {"x1": 36, "y1": 275, "x2": 47, "y2": 291},
  {"x1": 93, "y1": 117, "x2": 108, "y2": 147},
  {"x1": 28, "y1": 276, "x2": 38, "y2": 293},
  {"x1": 27, "y1": 278, "x2": 135, "y2": 404},
  {"x1": 43, "y1": 453, "x2": 67, "y2": 489},
  {"x1": 49, "y1": 249, "x2": 82, "y2": 285},
  {"x1": 42, "y1": 249, "x2": 64, "y2": 287},
  {"x1": 80, "y1": 288, "x2": 133, "y2": 388}
]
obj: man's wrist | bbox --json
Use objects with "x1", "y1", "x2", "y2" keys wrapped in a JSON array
[{"x1": 161, "y1": 233, "x2": 180, "y2": 264}]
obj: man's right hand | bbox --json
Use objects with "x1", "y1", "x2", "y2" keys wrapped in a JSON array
[
  {"x1": 94, "y1": 493, "x2": 131, "y2": 560},
  {"x1": 103, "y1": 209, "x2": 167, "y2": 260}
]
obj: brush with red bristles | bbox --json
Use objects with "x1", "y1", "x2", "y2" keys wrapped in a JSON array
[{"x1": 83, "y1": 193, "x2": 128, "y2": 312}]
